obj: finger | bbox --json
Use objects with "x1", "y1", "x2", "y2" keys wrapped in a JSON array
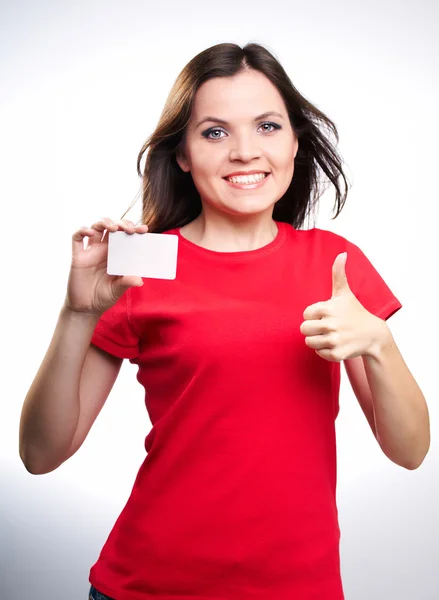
[
  {"x1": 113, "y1": 219, "x2": 137, "y2": 234},
  {"x1": 300, "y1": 320, "x2": 327, "y2": 337},
  {"x1": 87, "y1": 218, "x2": 119, "y2": 245},
  {"x1": 72, "y1": 226, "x2": 97, "y2": 243},
  {"x1": 331, "y1": 253, "x2": 349, "y2": 297},
  {"x1": 88, "y1": 218, "x2": 140, "y2": 248},
  {"x1": 134, "y1": 224, "x2": 149, "y2": 233},
  {"x1": 72, "y1": 226, "x2": 98, "y2": 256},
  {"x1": 302, "y1": 301, "x2": 328, "y2": 321},
  {"x1": 87, "y1": 219, "x2": 117, "y2": 242},
  {"x1": 304, "y1": 334, "x2": 329, "y2": 350},
  {"x1": 314, "y1": 348, "x2": 339, "y2": 362},
  {"x1": 89, "y1": 218, "x2": 118, "y2": 231},
  {"x1": 111, "y1": 275, "x2": 144, "y2": 297}
]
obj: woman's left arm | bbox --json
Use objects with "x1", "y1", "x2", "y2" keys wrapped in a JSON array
[{"x1": 301, "y1": 252, "x2": 430, "y2": 470}]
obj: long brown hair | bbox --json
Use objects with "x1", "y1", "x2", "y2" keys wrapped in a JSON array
[{"x1": 123, "y1": 42, "x2": 349, "y2": 232}]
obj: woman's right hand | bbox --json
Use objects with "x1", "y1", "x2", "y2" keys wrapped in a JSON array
[{"x1": 64, "y1": 218, "x2": 149, "y2": 316}]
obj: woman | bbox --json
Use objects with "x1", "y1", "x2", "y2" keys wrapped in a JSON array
[{"x1": 19, "y1": 42, "x2": 430, "y2": 600}]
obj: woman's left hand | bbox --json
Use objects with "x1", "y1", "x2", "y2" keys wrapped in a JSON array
[{"x1": 300, "y1": 253, "x2": 385, "y2": 362}]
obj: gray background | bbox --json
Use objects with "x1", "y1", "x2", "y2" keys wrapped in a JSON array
[{"x1": 1, "y1": 0, "x2": 437, "y2": 598}]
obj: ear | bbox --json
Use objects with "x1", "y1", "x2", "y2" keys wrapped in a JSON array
[
  {"x1": 293, "y1": 136, "x2": 299, "y2": 159},
  {"x1": 176, "y1": 147, "x2": 190, "y2": 173}
]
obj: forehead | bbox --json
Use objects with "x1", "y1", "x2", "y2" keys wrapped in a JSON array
[{"x1": 192, "y1": 70, "x2": 286, "y2": 119}]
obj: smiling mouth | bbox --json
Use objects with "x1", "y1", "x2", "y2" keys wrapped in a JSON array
[
  {"x1": 224, "y1": 172, "x2": 270, "y2": 184},
  {"x1": 223, "y1": 173, "x2": 271, "y2": 191}
]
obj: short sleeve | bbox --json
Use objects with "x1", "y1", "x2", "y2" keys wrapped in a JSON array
[
  {"x1": 345, "y1": 240, "x2": 402, "y2": 321},
  {"x1": 91, "y1": 289, "x2": 140, "y2": 360}
]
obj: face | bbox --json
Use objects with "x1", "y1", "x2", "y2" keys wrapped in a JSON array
[{"x1": 176, "y1": 69, "x2": 298, "y2": 219}]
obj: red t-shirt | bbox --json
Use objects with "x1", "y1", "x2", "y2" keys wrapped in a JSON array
[{"x1": 88, "y1": 221, "x2": 401, "y2": 600}]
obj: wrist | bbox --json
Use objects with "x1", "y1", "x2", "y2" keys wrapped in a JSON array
[
  {"x1": 60, "y1": 301, "x2": 102, "y2": 323},
  {"x1": 363, "y1": 316, "x2": 393, "y2": 361}
]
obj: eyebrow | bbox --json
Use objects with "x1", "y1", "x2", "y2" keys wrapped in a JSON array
[{"x1": 195, "y1": 111, "x2": 284, "y2": 129}]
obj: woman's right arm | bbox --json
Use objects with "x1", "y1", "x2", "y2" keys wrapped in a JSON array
[
  {"x1": 19, "y1": 218, "x2": 148, "y2": 475},
  {"x1": 19, "y1": 307, "x2": 122, "y2": 475}
]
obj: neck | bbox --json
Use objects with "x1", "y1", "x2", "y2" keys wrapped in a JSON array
[{"x1": 179, "y1": 212, "x2": 278, "y2": 252}]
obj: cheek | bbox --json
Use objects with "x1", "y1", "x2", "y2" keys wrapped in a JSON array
[
  {"x1": 192, "y1": 162, "x2": 225, "y2": 195},
  {"x1": 190, "y1": 146, "x2": 219, "y2": 176},
  {"x1": 280, "y1": 151, "x2": 297, "y2": 182},
  {"x1": 267, "y1": 135, "x2": 296, "y2": 167},
  {"x1": 279, "y1": 139, "x2": 297, "y2": 166},
  {"x1": 191, "y1": 165, "x2": 217, "y2": 194},
  {"x1": 188, "y1": 153, "x2": 220, "y2": 197}
]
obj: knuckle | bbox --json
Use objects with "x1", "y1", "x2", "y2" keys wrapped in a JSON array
[
  {"x1": 325, "y1": 320, "x2": 335, "y2": 333},
  {"x1": 329, "y1": 332, "x2": 339, "y2": 347},
  {"x1": 114, "y1": 219, "x2": 135, "y2": 233}
]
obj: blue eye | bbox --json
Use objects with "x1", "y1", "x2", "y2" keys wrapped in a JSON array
[
  {"x1": 259, "y1": 121, "x2": 281, "y2": 133},
  {"x1": 202, "y1": 121, "x2": 281, "y2": 140},
  {"x1": 203, "y1": 128, "x2": 226, "y2": 140}
]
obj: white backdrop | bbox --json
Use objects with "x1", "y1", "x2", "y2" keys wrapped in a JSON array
[{"x1": 1, "y1": 0, "x2": 437, "y2": 598}]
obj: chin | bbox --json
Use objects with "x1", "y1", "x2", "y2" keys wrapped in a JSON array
[
  {"x1": 236, "y1": 206, "x2": 275, "y2": 218},
  {"x1": 217, "y1": 199, "x2": 276, "y2": 217}
]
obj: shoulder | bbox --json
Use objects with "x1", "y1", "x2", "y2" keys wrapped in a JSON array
[{"x1": 288, "y1": 224, "x2": 353, "y2": 252}]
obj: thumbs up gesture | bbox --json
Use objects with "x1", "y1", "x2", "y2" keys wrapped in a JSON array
[{"x1": 300, "y1": 253, "x2": 384, "y2": 361}]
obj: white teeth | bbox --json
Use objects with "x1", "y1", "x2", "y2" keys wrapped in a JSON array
[{"x1": 227, "y1": 173, "x2": 267, "y2": 184}]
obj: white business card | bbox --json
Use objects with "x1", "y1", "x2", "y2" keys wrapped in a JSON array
[{"x1": 107, "y1": 231, "x2": 179, "y2": 280}]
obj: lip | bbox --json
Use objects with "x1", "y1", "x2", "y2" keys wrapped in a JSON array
[
  {"x1": 223, "y1": 170, "x2": 270, "y2": 178},
  {"x1": 224, "y1": 172, "x2": 270, "y2": 190}
]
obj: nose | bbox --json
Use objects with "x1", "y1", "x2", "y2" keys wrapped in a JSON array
[{"x1": 229, "y1": 134, "x2": 261, "y2": 162}]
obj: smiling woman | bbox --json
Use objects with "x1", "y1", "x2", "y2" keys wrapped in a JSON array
[
  {"x1": 19, "y1": 41, "x2": 429, "y2": 600},
  {"x1": 129, "y1": 42, "x2": 349, "y2": 238},
  {"x1": 174, "y1": 69, "x2": 299, "y2": 233}
]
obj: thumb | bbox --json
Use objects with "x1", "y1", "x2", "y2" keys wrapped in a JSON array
[
  {"x1": 112, "y1": 275, "x2": 144, "y2": 298},
  {"x1": 331, "y1": 252, "x2": 349, "y2": 297}
]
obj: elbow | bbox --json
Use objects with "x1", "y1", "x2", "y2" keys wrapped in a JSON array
[
  {"x1": 379, "y1": 422, "x2": 430, "y2": 471},
  {"x1": 403, "y1": 458, "x2": 425, "y2": 471},
  {"x1": 19, "y1": 449, "x2": 46, "y2": 475},
  {"x1": 400, "y1": 442, "x2": 430, "y2": 471},
  {"x1": 380, "y1": 443, "x2": 430, "y2": 471},
  {"x1": 19, "y1": 445, "x2": 64, "y2": 475},
  {"x1": 20, "y1": 454, "x2": 43, "y2": 476},
  {"x1": 22, "y1": 462, "x2": 46, "y2": 476},
  {"x1": 403, "y1": 447, "x2": 430, "y2": 471},
  {"x1": 21, "y1": 458, "x2": 63, "y2": 476},
  {"x1": 406, "y1": 429, "x2": 431, "y2": 470}
]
